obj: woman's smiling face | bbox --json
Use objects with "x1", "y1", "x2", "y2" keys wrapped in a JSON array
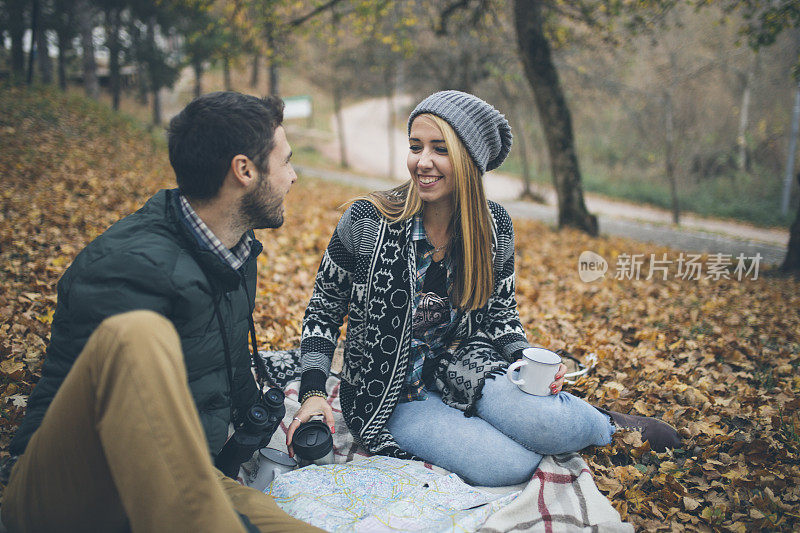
[{"x1": 407, "y1": 116, "x2": 454, "y2": 207}]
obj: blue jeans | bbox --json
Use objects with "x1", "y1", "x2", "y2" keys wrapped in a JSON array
[{"x1": 386, "y1": 376, "x2": 614, "y2": 486}]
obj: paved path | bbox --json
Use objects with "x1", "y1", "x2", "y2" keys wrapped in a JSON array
[
  {"x1": 295, "y1": 165, "x2": 788, "y2": 266},
  {"x1": 160, "y1": 74, "x2": 790, "y2": 266},
  {"x1": 304, "y1": 94, "x2": 789, "y2": 266},
  {"x1": 317, "y1": 95, "x2": 414, "y2": 180}
]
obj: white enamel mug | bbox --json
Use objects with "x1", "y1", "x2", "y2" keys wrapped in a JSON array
[{"x1": 506, "y1": 347, "x2": 562, "y2": 396}]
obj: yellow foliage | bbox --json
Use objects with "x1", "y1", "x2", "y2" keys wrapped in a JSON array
[{"x1": 1, "y1": 86, "x2": 799, "y2": 532}]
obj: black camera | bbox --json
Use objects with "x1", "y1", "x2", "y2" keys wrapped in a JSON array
[{"x1": 215, "y1": 388, "x2": 286, "y2": 478}]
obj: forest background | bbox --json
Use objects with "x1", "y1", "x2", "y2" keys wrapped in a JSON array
[
  {"x1": 3, "y1": 0, "x2": 800, "y2": 233},
  {"x1": 1, "y1": 0, "x2": 800, "y2": 531}
]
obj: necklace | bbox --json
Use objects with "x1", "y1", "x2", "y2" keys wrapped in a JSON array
[
  {"x1": 424, "y1": 218, "x2": 450, "y2": 255},
  {"x1": 431, "y1": 236, "x2": 450, "y2": 255}
]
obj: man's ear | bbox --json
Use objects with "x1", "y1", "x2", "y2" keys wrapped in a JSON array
[{"x1": 229, "y1": 154, "x2": 256, "y2": 187}]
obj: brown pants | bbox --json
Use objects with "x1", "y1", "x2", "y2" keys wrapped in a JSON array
[{"x1": 3, "y1": 310, "x2": 322, "y2": 533}]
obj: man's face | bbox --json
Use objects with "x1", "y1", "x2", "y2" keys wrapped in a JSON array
[{"x1": 240, "y1": 126, "x2": 296, "y2": 229}]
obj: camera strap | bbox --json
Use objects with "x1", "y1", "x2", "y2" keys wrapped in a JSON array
[
  {"x1": 198, "y1": 262, "x2": 265, "y2": 422},
  {"x1": 248, "y1": 314, "x2": 268, "y2": 399},
  {"x1": 239, "y1": 275, "x2": 269, "y2": 401},
  {"x1": 212, "y1": 286, "x2": 267, "y2": 415},
  {"x1": 211, "y1": 294, "x2": 236, "y2": 423}
]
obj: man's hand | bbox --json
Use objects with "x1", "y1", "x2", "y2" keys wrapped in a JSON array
[
  {"x1": 550, "y1": 363, "x2": 567, "y2": 395},
  {"x1": 286, "y1": 396, "x2": 335, "y2": 458}
]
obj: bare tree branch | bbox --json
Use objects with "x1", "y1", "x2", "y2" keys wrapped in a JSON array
[
  {"x1": 436, "y1": 0, "x2": 470, "y2": 35},
  {"x1": 288, "y1": 0, "x2": 345, "y2": 28}
]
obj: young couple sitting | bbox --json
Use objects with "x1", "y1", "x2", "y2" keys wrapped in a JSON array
[{"x1": 2, "y1": 90, "x2": 679, "y2": 533}]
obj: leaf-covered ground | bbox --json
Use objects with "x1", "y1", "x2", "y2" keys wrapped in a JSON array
[{"x1": 1, "y1": 86, "x2": 799, "y2": 531}]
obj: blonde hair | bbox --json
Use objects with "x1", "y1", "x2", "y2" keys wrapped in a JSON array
[{"x1": 353, "y1": 113, "x2": 494, "y2": 310}]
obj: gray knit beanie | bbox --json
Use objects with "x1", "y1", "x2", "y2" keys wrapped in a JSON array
[{"x1": 407, "y1": 90, "x2": 512, "y2": 174}]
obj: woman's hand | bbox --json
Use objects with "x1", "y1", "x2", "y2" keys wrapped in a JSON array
[
  {"x1": 286, "y1": 396, "x2": 335, "y2": 458},
  {"x1": 550, "y1": 363, "x2": 567, "y2": 395}
]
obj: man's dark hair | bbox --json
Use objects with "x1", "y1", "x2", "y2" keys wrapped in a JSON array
[{"x1": 167, "y1": 91, "x2": 285, "y2": 200}]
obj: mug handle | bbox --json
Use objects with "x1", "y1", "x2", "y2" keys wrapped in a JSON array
[{"x1": 507, "y1": 359, "x2": 527, "y2": 385}]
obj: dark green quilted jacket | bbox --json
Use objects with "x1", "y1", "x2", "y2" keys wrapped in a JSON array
[{"x1": 10, "y1": 189, "x2": 262, "y2": 458}]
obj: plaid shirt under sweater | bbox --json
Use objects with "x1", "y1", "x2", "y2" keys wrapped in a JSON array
[
  {"x1": 403, "y1": 215, "x2": 458, "y2": 402},
  {"x1": 179, "y1": 194, "x2": 253, "y2": 270},
  {"x1": 299, "y1": 200, "x2": 529, "y2": 457}
]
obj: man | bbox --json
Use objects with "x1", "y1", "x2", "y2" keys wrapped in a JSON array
[{"x1": 3, "y1": 92, "x2": 322, "y2": 532}]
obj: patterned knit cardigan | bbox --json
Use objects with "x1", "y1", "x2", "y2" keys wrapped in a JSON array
[{"x1": 299, "y1": 199, "x2": 529, "y2": 458}]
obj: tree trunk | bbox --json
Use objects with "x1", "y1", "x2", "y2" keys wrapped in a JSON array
[
  {"x1": 193, "y1": 59, "x2": 203, "y2": 98},
  {"x1": 782, "y1": 82, "x2": 800, "y2": 216},
  {"x1": 495, "y1": 77, "x2": 534, "y2": 200},
  {"x1": 456, "y1": 48, "x2": 473, "y2": 94},
  {"x1": 333, "y1": 84, "x2": 349, "y2": 168},
  {"x1": 134, "y1": 20, "x2": 148, "y2": 105},
  {"x1": 53, "y1": 0, "x2": 74, "y2": 90},
  {"x1": 36, "y1": 23, "x2": 53, "y2": 84},
  {"x1": 509, "y1": 115, "x2": 535, "y2": 198},
  {"x1": 664, "y1": 89, "x2": 680, "y2": 225},
  {"x1": 105, "y1": 8, "x2": 122, "y2": 110},
  {"x1": 250, "y1": 53, "x2": 260, "y2": 88},
  {"x1": 329, "y1": 8, "x2": 347, "y2": 168},
  {"x1": 223, "y1": 56, "x2": 232, "y2": 91},
  {"x1": 781, "y1": 172, "x2": 800, "y2": 272},
  {"x1": 385, "y1": 66, "x2": 396, "y2": 180},
  {"x1": 514, "y1": 0, "x2": 597, "y2": 235},
  {"x1": 267, "y1": 31, "x2": 279, "y2": 96},
  {"x1": 10, "y1": 31, "x2": 26, "y2": 78},
  {"x1": 76, "y1": 0, "x2": 98, "y2": 99},
  {"x1": 56, "y1": 29, "x2": 69, "y2": 89},
  {"x1": 136, "y1": 65, "x2": 149, "y2": 104},
  {"x1": 152, "y1": 88, "x2": 162, "y2": 125},
  {"x1": 27, "y1": 0, "x2": 40, "y2": 85},
  {"x1": 9, "y1": 0, "x2": 26, "y2": 78},
  {"x1": 147, "y1": 19, "x2": 161, "y2": 126},
  {"x1": 269, "y1": 62, "x2": 279, "y2": 96},
  {"x1": 737, "y1": 53, "x2": 757, "y2": 172},
  {"x1": 516, "y1": 116, "x2": 534, "y2": 198}
]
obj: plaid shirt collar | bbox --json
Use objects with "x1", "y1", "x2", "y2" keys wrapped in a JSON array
[
  {"x1": 179, "y1": 194, "x2": 253, "y2": 271},
  {"x1": 411, "y1": 214, "x2": 428, "y2": 244}
]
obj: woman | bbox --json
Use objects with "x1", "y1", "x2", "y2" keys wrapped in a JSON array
[{"x1": 287, "y1": 90, "x2": 679, "y2": 486}]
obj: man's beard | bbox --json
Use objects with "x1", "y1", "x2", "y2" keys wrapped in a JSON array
[{"x1": 239, "y1": 173, "x2": 284, "y2": 230}]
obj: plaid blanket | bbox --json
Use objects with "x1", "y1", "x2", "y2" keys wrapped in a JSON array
[
  {"x1": 255, "y1": 351, "x2": 632, "y2": 532},
  {"x1": 478, "y1": 454, "x2": 634, "y2": 533}
]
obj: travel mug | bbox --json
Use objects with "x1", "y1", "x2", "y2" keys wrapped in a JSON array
[{"x1": 292, "y1": 420, "x2": 334, "y2": 467}]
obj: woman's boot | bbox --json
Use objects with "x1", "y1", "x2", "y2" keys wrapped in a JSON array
[{"x1": 595, "y1": 407, "x2": 681, "y2": 452}]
